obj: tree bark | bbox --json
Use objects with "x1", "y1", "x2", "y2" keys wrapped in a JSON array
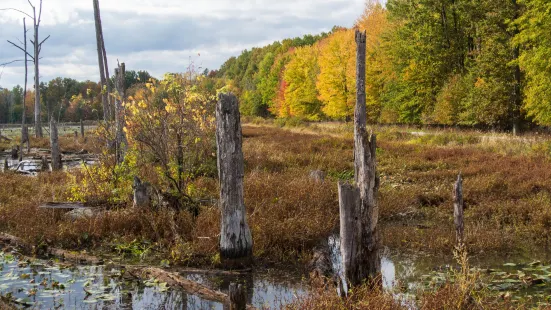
[
  {"x1": 114, "y1": 62, "x2": 127, "y2": 163},
  {"x1": 49, "y1": 117, "x2": 61, "y2": 170},
  {"x1": 216, "y1": 93, "x2": 253, "y2": 263},
  {"x1": 93, "y1": 0, "x2": 110, "y2": 122},
  {"x1": 338, "y1": 30, "x2": 381, "y2": 290},
  {"x1": 454, "y1": 174, "x2": 464, "y2": 246}
]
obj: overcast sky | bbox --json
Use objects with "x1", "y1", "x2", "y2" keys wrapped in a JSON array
[{"x1": 0, "y1": 0, "x2": 368, "y2": 89}]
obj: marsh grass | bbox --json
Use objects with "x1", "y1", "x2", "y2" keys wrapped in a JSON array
[{"x1": 1, "y1": 122, "x2": 551, "y2": 270}]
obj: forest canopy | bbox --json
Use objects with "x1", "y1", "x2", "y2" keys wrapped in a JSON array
[{"x1": 215, "y1": 0, "x2": 551, "y2": 130}]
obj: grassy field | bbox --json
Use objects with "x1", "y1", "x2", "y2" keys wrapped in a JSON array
[{"x1": 1, "y1": 120, "x2": 551, "y2": 307}]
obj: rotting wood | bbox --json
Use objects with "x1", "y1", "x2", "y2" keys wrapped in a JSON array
[
  {"x1": 338, "y1": 30, "x2": 381, "y2": 290},
  {"x1": 129, "y1": 267, "x2": 228, "y2": 304},
  {"x1": 229, "y1": 283, "x2": 247, "y2": 310},
  {"x1": 38, "y1": 202, "x2": 86, "y2": 209},
  {"x1": 179, "y1": 268, "x2": 252, "y2": 276},
  {"x1": 216, "y1": 93, "x2": 253, "y2": 264},
  {"x1": 454, "y1": 173, "x2": 464, "y2": 246},
  {"x1": 50, "y1": 117, "x2": 62, "y2": 170}
]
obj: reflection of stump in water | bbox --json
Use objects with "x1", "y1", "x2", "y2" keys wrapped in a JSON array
[{"x1": 220, "y1": 273, "x2": 254, "y2": 309}]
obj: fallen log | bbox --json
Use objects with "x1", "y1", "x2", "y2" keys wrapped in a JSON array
[
  {"x1": 0, "y1": 232, "x2": 101, "y2": 264},
  {"x1": 0, "y1": 232, "x2": 254, "y2": 309},
  {"x1": 39, "y1": 202, "x2": 87, "y2": 209},
  {"x1": 179, "y1": 268, "x2": 252, "y2": 276}
]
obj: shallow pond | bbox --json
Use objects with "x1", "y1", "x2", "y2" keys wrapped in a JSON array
[
  {"x1": 1, "y1": 238, "x2": 550, "y2": 309},
  {"x1": 0, "y1": 250, "x2": 307, "y2": 309}
]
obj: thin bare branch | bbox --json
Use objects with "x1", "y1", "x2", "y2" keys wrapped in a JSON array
[
  {"x1": 0, "y1": 59, "x2": 33, "y2": 66},
  {"x1": 38, "y1": 34, "x2": 50, "y2": 47},
  {"x1": 0, "y1": 8, "x2": 32, "y2": 19},
  {"x1": 37, "y1": 0, "x2": 42, "y2": 27},
  {"x1": 6, "y1": 40, "x2": 34, "y2": 60}
]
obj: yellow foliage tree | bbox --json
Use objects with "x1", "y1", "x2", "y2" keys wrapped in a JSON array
[
  {"x1": 317, "y1": 29, "x2": 356, "y2": 120},
  {"x1": 283, "y1": 44, "x2": 323, "y2": 120},
  {"x1": 355, "y1": 0, "x2": 393, "y2": 122}
]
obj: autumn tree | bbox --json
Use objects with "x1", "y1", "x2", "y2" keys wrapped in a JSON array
[
  {"x1": 283, "y1": 44, "x2": 323, "y2": 120},
  {"x1": 317, "y1": 29, "x2": 356, "y2": 120},
  {"x1": 515, "y1": 0, "x2": 551, "y2": 125}
]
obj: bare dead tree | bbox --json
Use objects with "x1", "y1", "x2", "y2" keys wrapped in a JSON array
[
  {"x1": 114, "y1": 61, "x2": 127, "y2": 163},
  {"x1": 93, "y1": 0, "x2": 111, "y2": 122},
  {"x1": 1, "y1": 1, "x2": 50, "y2": 138},
  {"x1": 0, "y1": 18, "x2": 31, "y2": 161},
  {"x1": 20, "y1": 18, "x2": 29, "y2": 161}
]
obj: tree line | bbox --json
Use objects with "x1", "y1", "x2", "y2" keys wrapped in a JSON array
[
  {"x1": 0, "y1": 70, "x2": 152, "y2": 124},
  {"x1": 216, "y1": 0, "x2": 551, "y2": 131}
]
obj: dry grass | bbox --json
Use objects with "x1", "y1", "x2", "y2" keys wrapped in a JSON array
[{"x1": 1, "y1": 122, "x2": 551, "y2": 267}]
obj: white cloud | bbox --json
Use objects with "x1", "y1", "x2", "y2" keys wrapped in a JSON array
[{"x1": 0, "y1": 0, "x2": 368, "y2": 88}]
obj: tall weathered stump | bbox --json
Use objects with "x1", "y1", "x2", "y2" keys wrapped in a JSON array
[
  {"x1": 50, "y1": 117, "x2": 62, "y2": 171},
  {"x1": 114, "y1": 62, "x2": 127, "y2": 164},
  {"x1": 454, "y1": 174, "x2": 464, "y2": 246},
  {"x1": 216, "y1": 93, "x2": 253, "y2": 264},
  {"x1": 339, "y1": 30, "x2": 381, "y2": 290}
]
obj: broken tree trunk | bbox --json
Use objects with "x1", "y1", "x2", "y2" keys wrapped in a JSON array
[
  {"x1": 454, "y1": 174, "x2": 464, "y2": 246},
  {"x1": 50, "y1": 117, "x2": 62, "y2": 170},
  {"x1": 3, "y1": 158, "x2": 8, "y2": 172},
  {"x1": 80, "y1": 118, "x2": 85, "y2": 137},
  {"x1": 229, "y1": 283, "x2": 247, "y2": 310},
  {"x1": 339, "y1": 30, "x2": 381, "y2": 290},
  {"x1": 133, "y1": 176, "x2": 151, "y2": 208},
  {"x1": 216, "y1": 93, "x2": 253, "y2": 263},
  {"x1": 114, "y1": 62, "x2": 128, "y2": 164}
]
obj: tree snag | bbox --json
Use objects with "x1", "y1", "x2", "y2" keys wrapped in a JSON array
[
  {"x1": 216, "y1": 93, "x2": 253, "y2": 263},
  {"x1": 93, "y1": 0, "x2": 111, "y2": 122},
  {"x1": 114, "y1": 62, "x2": 127, "y2": 163},
  {"x1": 454, "y1": 173, "x2": 464, "y2": 246},
  {"x1": 49, "y1": 117, "x2": 61, "y2": 170},
  {"x1": 338, "y1": 30, "x2": 381, "y2": 290}
]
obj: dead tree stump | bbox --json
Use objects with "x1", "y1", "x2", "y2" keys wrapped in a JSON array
[
  {"x1": 50, "y1": 117, "x2": 62, "y2": 170},
  {"x1": 133, "y1": 176, "x2": 151, "y2": 208},
  {"x1": 216, "y1": 93, "x2": 253, "y2": 264},
  {"x1": 40, "y1": 156, "x2": 49, "y2": 171},
  {"x1": 80, "y1": 119, "x2": 85, "y2": 138},
  {"x1": 114, "y1": 62, "x2": 128, "y2": 164},
  {"x1": 338, "y1": 30, "x2": 381, "y2": 290},
  {"x1": 3, "y1": 158, "x2": 8, "y2": 172},
  {"x1": 454, "y1": 174, "x2": 464, "y2": 246},
  {"x1": 10, "y1": 146, "x2": 18, "y2": 160},
  {"x1": 229, "y1": 283, "x2": 247, "y2": 310}
]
